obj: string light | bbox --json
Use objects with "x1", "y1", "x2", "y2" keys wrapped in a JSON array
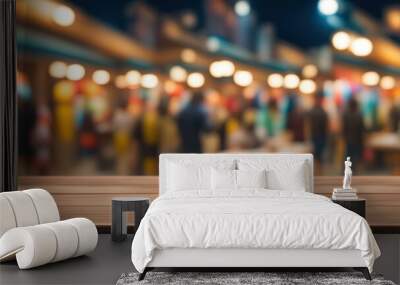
[
  {"x1": 187, "y1": 72, "x2": 205, "y2": 88},
  {"x1": 233, "y1": 70, "x2": 253, "y2": 87},
  {"x1": 302, "y1": 64, "x2": 318, "y2": 78},
  {"x1": 49, "y1": 61, "x2": 67, "y2": 78},
  {"x1": 141, "y1": 74, "x2": 159, "y2": 88},
  {"x1": 267, "y1": 73, "x2": 284, "y2": 88},
  {"x1": 169, "y1": 66, "x2": 187, "y2": 82},
  {"x1": 380, "y1": 76, "x2": 396, "y2": 90},
  {"x1": 283, "y1": 74, "x2": 300, "y2": 89},
  {"x1": 318, "y1": 0, "x2": 339, "y2": 16},
  {"x1": 92, "y1": 70, "x2": 110, "y2": 85},
  {"x1": 235, "y1": 1, "x2": 251, "y2": 17},
  {"x1": 299, "y1": 79, "x2": 317, "y2": 94},
  {"x1": 209, "y1": 60, "x2": 235, "y2": 78},
  {"x1": 125, "y1": 70, "x2": 141, "y2": 85},
  {"x1": 332, "y1": 31, "x2": 351, "y2": 50},
  {"x1": 350, "y1": 37, "x2": 373, "y2": 57},
  {"x1": 362, "y1": 71, "x2": 380, "y2": 86},
  {"x1": 52, "y1": 5, "x2": 75, "y2": 27},
  {"x1": 181, "y1": 49, "x2": 197, "y2": 63},
  {"x1": 66, "y1": 64, "x2": 85, "y2": 81}
]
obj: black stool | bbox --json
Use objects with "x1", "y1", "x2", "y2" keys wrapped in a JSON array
[{"x1": 111, "y1": 197, "x2": 150, "y2": 241}]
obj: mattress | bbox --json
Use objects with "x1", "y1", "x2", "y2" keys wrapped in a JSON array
[{"x1": 131, "y1": 190, "x2": 380, "y2": 273}]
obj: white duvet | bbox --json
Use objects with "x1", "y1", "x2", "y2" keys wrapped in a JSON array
[{"x1": 131, "y1": 190, "x2": 380, "y2": 273}]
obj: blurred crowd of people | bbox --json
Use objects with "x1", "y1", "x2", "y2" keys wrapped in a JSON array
[{"x1": 17, "y1": 74, "x2": 400, "y2": 176}]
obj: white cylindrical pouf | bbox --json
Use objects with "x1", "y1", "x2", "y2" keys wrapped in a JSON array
[
  {"x1": 0, "y1": 226, "x2": 57, "y2": 269},
  {"x1": 64, "y1": 218, "x2": 98, "y2": 257},
  {"x1": 24, "y1": 189, "x2": 60, "y2": 224},
  {"x1": 0, "y1": 196, "x2": 17, "y2": 237},
  {"x1": 43, "y1": 221, "x2": 79, "y2": 262}
]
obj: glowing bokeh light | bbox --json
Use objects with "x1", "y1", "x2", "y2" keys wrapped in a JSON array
[
  {"x1": 49, "y1": 61, "x2": 67, "y2": 78},
  {"x1": 169, "y1": 66, "x2": 187, "y2": 82},
  {"x1": 234, "y1": 1, "x2": 251, "y2": 17},
  {"x1": 283, "y1": 74, "x2": 300, "y2": 89},
  {"x1": 350, "y1": 37, "x2": 373, "y2": 57},
  {"x1": 318, "y1": 0, "x2": 339, "y2": 15},
  {"x1": 92, "y1": 70, "x2": 110, "y2": 85},
  {"x1": 299, "y1": 79, "x2": 317, "y2": 94},
  {"x1": 233, "y1": 70, "x2": 253, "y2": 87},
  {"x1": 66, "y1": 64, "x2": 85, "y2": 81},
  {"x1": 141, "y1": 73, "x2": 159, "y2": 88},
  {"x1": 187, "y1": 72, "x2": 205, "y2": 88},
  {"x1": 302, "y1": 64, "x2": 318, "y2": 78},
  {"x1": 267, "y1": 73, "x2": 284, "y2": 88},
  {"x1": 125, "y1": 70, "x2": 141, "y2": 85},
  {"x1": 380, "y1": 75, "x2": 396, "y2": 90},
  {"x1": 331, "y1": 31, "x2": 351, "y2": 50},
  {"x1": 362, "y1": 71, "x2": 380, "y2": 86},
  {"x1": 52, "y1": 5, "x2": 75, "y2": 26}
]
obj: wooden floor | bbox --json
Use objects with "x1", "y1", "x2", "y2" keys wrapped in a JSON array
[{"x1": 1, "y1": 234, "x2": 399, "y2": 285}]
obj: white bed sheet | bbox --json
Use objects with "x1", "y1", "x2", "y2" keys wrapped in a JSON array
[{"x1": 131, "y1": 190, "x2": 380, "y2": 273}]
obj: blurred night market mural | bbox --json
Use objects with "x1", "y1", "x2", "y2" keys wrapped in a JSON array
[{"x1": 16, "y1": 0, "x2": 400, "y2": 176}]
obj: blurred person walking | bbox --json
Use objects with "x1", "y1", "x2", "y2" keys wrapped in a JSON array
[
  {"x1": 307, "y1": 93, "x2": 328, "y2": 174},
  {"x1": 286, "y1": 95, "x2": 305, "y2": 142},
  {"x1": 113, "y1": 102, "x2": 133, "y2": 175},
  {"x1": 177, "y1": 91, "x2": 212, "y2": 153},
  {"x1": 133, "y1": 102, "x2": 160, "y2": 175},
  {"x1": 342, "y1": 98, "x2": 365, "y2": 172}
]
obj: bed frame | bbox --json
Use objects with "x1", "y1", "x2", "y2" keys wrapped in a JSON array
[
  {"x1": 140, "y1": 248, "x2": 370, "y2": 280},
  {"x1": 139, "y1": 154, "x2": 372, "y2": 281}
]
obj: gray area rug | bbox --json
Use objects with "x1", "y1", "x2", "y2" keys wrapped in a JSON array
[{"x1": 116, "y1": 272, "x2": 396, "y2": 285}]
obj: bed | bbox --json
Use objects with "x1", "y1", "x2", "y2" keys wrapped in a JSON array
[{"x1": 131, "y1": 153, "x2": 380, "y2": 280}]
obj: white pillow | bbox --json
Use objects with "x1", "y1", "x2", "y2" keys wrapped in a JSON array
[
  {"x1": 167, "y1": 162, "x2": 210, "y2": 191},
  {"x1": 166, "y1": 160, "x2": 236, "y2": 192},
  {"x1": 236, "y1": 169, "x2": 267, "y2": 189},
  {"x1": 238, "y1": 159, "x2": 307, "y2": 191},
  {"x1": 211, "y1": 168, "x2": 236, "y2": 190}
]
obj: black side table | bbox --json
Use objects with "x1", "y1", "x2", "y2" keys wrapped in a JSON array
[
  {"x1": 332, "y1": 198, "x2": 366, "y2": 218},
  {"x1": 112, "y1": 197, "x2": 150, "y2": 242}
]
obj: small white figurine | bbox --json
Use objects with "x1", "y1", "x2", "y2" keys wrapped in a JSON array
[{"x1": 343, "y1": 157, "x2": 352, "y2": 190}]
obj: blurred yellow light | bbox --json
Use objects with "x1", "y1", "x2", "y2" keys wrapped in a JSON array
[
  {"x1": 169, "y1": 66, "x2": 187, "y2": 82},
  {"x1": 220, "y1": 60, "x2": 235, "y2": 77},
  {"x1": 235, "y1": 1, "x2": 251, "y2": 17},
  {"x1": 49, "y1": 61, "x2": 67, "y2": 78},
  {"x1": 380, "y1": 75, "x2": 396, "y2": 90},
  {"x1": 318, "y1": 0, "x2": 338, "y2": 16},
  {"x1": 164, "y1": 80, "x2": 177, "y2": 93},
  {"x1": 209, "y1": 60, "x2": 235, "y2": 78},
  {"x1": 115, "y1": 75, "x2": 127, "y2": 88},
  {"x1": 283, "y1": 74, "x2": 300, "y2": 89},
  {"x1": 66, "y1": 64, "x2": 85, "y2": 81},
  {"x1": 125, "y1": 70, "x2": 141, "y2": 85},
  {"x1": 332, "y1": 31, "x2": 351, "y2": 50},
  {"x1": 141, "y1": 74, "x2": 158, "y2": 89},
  {"x1": 233, "y1": 70, "x2": 253, "y2": 87},
  {"x1": 181, "y1": 49, "x2": 197, "y2": 63},
  {"x1": 362, "y1": 71, "x2": 380, "y2": 86},
  {"x1": 92, "y1": 70, "x2": 110, "y2": 85},
  {"x1": 299, "y1": 79, "x2": 317, "y2": 94},
  {"x1": 350, "y1": 37, "x2": 373, "y2": 57},
  {"x1": 267, "y1": 73, "x2": 283, "y2": 88},
  {"x1": 302, "y1": 64, "x2": 318, "y2": 78},
  {"x1": 52, "y1": 5, "x2": 75, "y2": 27},
  {"x1": 386, "y1": 8, "x2": 400, "y2": 31},
  {"x1": 187, "y1": 72, "x2": 205, "y2": 88}
]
